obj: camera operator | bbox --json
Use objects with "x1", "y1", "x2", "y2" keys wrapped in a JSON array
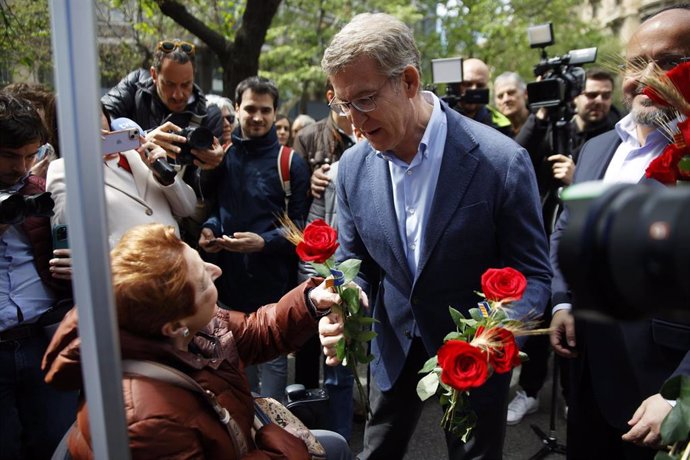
[
  {"x1": 0, "y1": 94, "x2": 76, "y2": 460},
  {"x1": 448, "y1": 58, "x2": 514, "y2": 137},
  {"x1": 549, "y1": 6, "x2": 690, "y2": 458},
  {"x1": 101, "y1": 39, "x2": 225, "y2": 246}
]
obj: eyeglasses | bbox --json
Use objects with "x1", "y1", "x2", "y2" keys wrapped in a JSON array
[
  {"x1": 329, "y1": 78, "x2": 391, "y2": 116},
  {"x1": 582, "y1": 91, "x2": 612, "y2": 101},
  {"x1": 224, "y1": 114, "x2": 235, "y2": 124},
  {"x1": 619, "y1": 55, "x2": 690, "y2": 72},
  {"x1": 157, "y1": 40, "x2": 195, "y2": 56}
]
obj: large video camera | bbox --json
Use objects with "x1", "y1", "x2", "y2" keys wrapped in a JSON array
[
  {"x1": 430, "y1": 57, "x2": 489, "y2": 108},
  {"x1": 557, "y1": 182, "x2": 690, "y2": 322},
  {"x1": 0, "y1": 191, "x2": 54, "y2": 225},
  {"x1": 526, "y1": 23, "x2": 597, "y2": 110}
]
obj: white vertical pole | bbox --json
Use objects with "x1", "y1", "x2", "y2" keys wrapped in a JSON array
[{"x1": 48, "y1": 1, "x2": 130, "y2": 458}]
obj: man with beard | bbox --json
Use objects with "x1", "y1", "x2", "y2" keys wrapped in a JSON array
[
  {"x1": 549, "y1": 5, "x2": 690, "y2": 459},
  {"x1": 198, "y1": 76, "x2": 309, "y2": 400}
]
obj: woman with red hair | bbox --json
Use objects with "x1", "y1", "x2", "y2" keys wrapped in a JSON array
[{"x1": 43, "y1": 223, "x2": 351, "y2": 459}]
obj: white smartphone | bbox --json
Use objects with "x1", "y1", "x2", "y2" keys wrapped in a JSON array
[{"x1": 101, "y1": 128, "x2": 141, "y2": 155}]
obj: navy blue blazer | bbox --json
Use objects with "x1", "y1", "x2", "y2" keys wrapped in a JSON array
[
  {"x1": 336, "y1": 101, "x2": 552, "y2": 391},
  {"x1": 551, "y1": 129, "x2": 690, "y2": 429}
]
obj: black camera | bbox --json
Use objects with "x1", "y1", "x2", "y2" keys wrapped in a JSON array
[
  {"x1": 526, "y1": 23, "x2": 597, "y2": 109},
  {"x1": 429, "y1": 57, "x2": 490, "y2": 109},
  {"x1": 0, "y1": 191, "x2": 54, "y2": 225},
  {"x1": 557, "y1": 182, "x2": 690, "y2": 322},
  {"x1": 174, "y1": 126, "x2": 214, "y2": 165}
]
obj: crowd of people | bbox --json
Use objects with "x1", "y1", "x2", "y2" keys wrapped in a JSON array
[{"x1": 1, "y1": 4, "x2": 690, "y2": 460}]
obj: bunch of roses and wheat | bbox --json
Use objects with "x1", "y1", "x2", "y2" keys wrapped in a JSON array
[{"x1": 416, "y1": 267, "x2": 546, "y2": 442}]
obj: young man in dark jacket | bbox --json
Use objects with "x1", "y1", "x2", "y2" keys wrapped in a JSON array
[{"x1": 198, "y1": 77, "x2": 310, "y2": 401}]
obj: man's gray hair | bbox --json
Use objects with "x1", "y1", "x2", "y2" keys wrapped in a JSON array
[
  {"x1": 321, "y1": 13, "x2": 420, "y2": 78},
  {"x1": 494, "y1": 72, "x2": 526, "y2": 92}
]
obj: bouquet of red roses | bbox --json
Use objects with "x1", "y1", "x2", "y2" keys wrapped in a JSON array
[
  {"x1": 639, "y1": 61, "x2": 690, "y2": 184},
  {"x1": 280, "y1": 217, "x2": 375, "y2": 414},
  {"x1": 416, "y1": 267, "x2": 538, "y2": 442}
]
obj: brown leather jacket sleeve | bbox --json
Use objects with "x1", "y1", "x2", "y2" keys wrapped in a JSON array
[{"x1": 219, "y1": 278, "x2": 322, "y2": 366}]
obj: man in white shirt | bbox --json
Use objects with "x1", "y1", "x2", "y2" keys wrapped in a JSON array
[{"x1": 549, "y1": 6, "x2": 690, "y2": 459}]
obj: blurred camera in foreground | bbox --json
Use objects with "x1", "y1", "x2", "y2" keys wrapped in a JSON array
[
  {"x1": 558, "y1": 181, "x2": 690, "y2": 321},
  {"x1": 0, "y1": 191, "x2": 54, "y2": 225}
]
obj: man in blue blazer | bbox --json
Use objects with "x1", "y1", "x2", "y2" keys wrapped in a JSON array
[
  {"x1": 549, "y1": 6, "x2": 690, "y2": 459},
  {"x1": 318, "y1": 13, "x2": 551, "y2": 459}
]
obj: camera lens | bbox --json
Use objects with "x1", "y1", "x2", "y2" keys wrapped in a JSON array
[
  {"x1": 187, "y1": 126, "x2": 214, "y2": 150},
  {"x1": 559, "y1": 183, "x2": 690, "y2": 320}
]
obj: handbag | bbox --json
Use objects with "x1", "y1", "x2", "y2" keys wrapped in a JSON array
[{"x1": 253, "y1": 396, "x2": 326, "y2": 460}]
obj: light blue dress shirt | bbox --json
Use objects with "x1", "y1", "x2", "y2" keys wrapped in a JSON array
[
  {"x1": 376, "y1": 92, "x2": 447, "y2": 276},
  {"x1": 0, "y1": 177, "x2": 56, "y2": 331}
]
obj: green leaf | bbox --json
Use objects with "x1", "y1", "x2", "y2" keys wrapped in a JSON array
[
  {"x1": 443, "y1": 331, "x2": 464, "y2": 342},
  {"x1": 356, "y1": 330, "x2": 377, "y2": 342},
  {"x1": 335, "y1": 337, "x2": 346, "y2": 361},
  {"x1": 342, "y1": 287, "x2": 360, "y2": 315},
  {"x1": 416, "y1": 372, "x2": 440, "y2": 401},
  {"x1": 469, "y1": 308, "x2": 484, "y2": 321},
  {"x1": 353, "y1": 316, "x2": 376, "y2": 325},
  {"x1": 661, "y1": 375, "x2": 684, "y2": 400},
  {"x1": 419, "y1": 356, "x2": 438, "y2": 374},
  {"x1": 310, "y1": 262, "x2": 331, "y2": 278},
  {"x1": 338, "y1": 259, "x2": 361, "y2": 283},
  {"x1": 660, "y1": 402, "x2": 690, "y2": 444},
  {"x1": 653, "y1": 452, "x2": 675, "y2": 460},
  {"x1": 449, "y1": 307, "x2": 465, "y2": 327}
]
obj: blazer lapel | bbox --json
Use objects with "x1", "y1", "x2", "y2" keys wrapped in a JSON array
[
  {"x1": 365, "y1": 151, "x2": 413, "y2": 282},
  {"x1": 417, "y1": 115, "x2": 478, "y2": 277}
]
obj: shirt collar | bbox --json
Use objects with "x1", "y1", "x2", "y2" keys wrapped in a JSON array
[
  {"x1": 376, "y1": 91, "x2": 442, "y2": 163},
  {"x1": 615, "y1": 112, "x2": 676, "y2": 148}
]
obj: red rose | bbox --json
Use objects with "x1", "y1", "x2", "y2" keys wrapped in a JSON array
[
  {"x1": 480, "y1": 267, "x2": 527, "y2": 302},
  {"x1": 296, "y1": 219, "x2": 339, "y2": 264},
  {"x1": 646, "y1": 145, "x2": 681, "y2": 185},
  {"x1": 483, "y1": 327, "x2": 521, "y2": 374},
  {"x1": 437, "y1": 340, "x2": 489, "y2": 392}
]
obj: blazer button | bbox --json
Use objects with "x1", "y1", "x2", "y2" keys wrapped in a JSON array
[{"x1": 404, "y1": 330, "x2": 412, "y2": 339}]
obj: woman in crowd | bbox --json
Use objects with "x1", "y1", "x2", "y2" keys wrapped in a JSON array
[
  {"x1": 42, "y1": 223, "x2": 351, "y2": 459},
  {"x1": 206, "y1": 94, "x2": 237, "y2": 150},
  {"x1": 275, "y1": 114, "x2": 292, "y2": 146}
]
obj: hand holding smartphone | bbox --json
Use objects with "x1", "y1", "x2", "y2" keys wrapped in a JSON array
[{"x1": 52, "y1": 224, "x2": 69, "y2": 250}]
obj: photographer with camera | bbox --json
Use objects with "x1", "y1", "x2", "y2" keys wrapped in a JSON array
[
  {"x1": 46, "y1": 107, "x2": 197, "y2": 251},
  {"x1": 446, "y1": 58, "x2": 514, "y2": 137},
  {"x1": 101, "y1": 39, "x2": 225, "y2": 246},
  {"x1": 0, "y1": 94, "x2": 77, "y2": 460},
  {"x1": 549, "y1": 6, "x2": 690, "y2": 458}
]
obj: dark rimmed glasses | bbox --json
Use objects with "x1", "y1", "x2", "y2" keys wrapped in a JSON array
[
  {"x1": 329, "y1": 78, "x2": 392, "y2": 116},
  {"x1": 157, "y1": 40, "x2": 195, "y2": 56},
  {"x1": 619, "y1": 55, "x2": 690, "y2": 73}
]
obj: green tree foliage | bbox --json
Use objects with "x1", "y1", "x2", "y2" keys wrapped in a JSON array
[
  {"x1": 0, "y1": 0, "x2": 625, "y2": 109},
  {"x1": 0, "y1": 0, "x2": 53, "y2": 86}
]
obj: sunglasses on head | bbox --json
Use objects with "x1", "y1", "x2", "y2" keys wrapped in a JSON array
[{"x1": 157, "y1": 40, "x2": 195, "y2": 56}]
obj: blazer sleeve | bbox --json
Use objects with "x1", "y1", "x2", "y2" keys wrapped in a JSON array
[
  {"x1": 496, "y1": 146, "x2": 552, "y2": 321},
  {"x1": 159, "y1": 172, "x2": 198, "y2": 218}
]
